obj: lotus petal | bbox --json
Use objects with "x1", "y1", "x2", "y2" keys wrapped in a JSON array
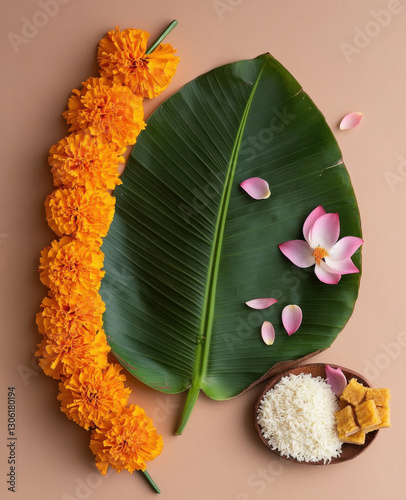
[
  {"x1": 240, "y1": 177, "x2": 270, "y2": 200},
  {"x1": 246, "y1": 298, "x2": 278, "y2": 309},
  {"x1": 303, "y1": 205, "x2": 326, "y2": 243},
  {"x1": 324, "y1": 257, "x2": 359, "y2": 275},
  {"x1": 328, "y1": 236, "x2": 364, "y2": 260},
  {"x1": 261, "y1": 321, "x2": 275, "y2": 345},
  {"x1": 281, "y1": 305, "x2": 302, "y2": 336},
  {"x1": 315, "y1": 261, "x2": 341, "y2": 284},
  {"x1": 325, "y1": 365, "x2": 347, "y2": 396},
  {"x1": 308, "y1": 212, "x2": 340, "y2": 250},
  {"x1": 339, "y1": 112, "x2": 363, "y2": 130},
  {"x1": 278, "y1": 240, "x2": 314, "y2": 268}
]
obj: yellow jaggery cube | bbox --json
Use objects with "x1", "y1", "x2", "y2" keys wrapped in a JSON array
[
  {"x1": 341, "y1": 378, "x2": 367, "y2": 406},
  {"x1": 338, "y1": 430, "x2": 366, "y2": 445},
  {"x1": 377, "y1": 405, "x2": 391, "y2": 428},
  {"x1": 365, "y1": 388, "x2": 391, "y2": 408},
  {"x1": 334, "y1": 379, "x2": 391, "y2": 441},
  {"x1": 367, "y1": 406, "x2": 391, "y2": 432},
  {"x1": 335, "y1": 405, "x2": 360, "y2": 436},
  {"x1": 338, "y1": 398, "x2": 349, "y2": 410},
  {"x1": 355, "y1": 400, "x2": 381, "y2": 432}
]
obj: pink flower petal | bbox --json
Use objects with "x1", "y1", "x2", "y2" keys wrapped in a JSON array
[
  {"x1": 314, "y1": 261, "x2": 341, "y2": 284},
  {"x1": 324, "y1": 257, "x2": 359, "y2": 275},
  {"x1": 240, "y1": 177, "x2": 270, "y2": 200},
  {"x1": 308, "y1": 213, "x2": 340, "y2": 250},
  {"x1": 328, "y1": 236, "x2": 364, "y2": 260},
  {"x1": 320, "y1": 259, "x2": 342, "y2": 274},
  {"x1": 340, "y1": 112, "x2": 363, "y2": 130},
  {"x1": 246, "y1": 298, "x2": 278, "y2": 309},
  {"x1": 261, "y1": 321, "x2": 275, "y2": 345},
  {"x1": 325, "y1": 365, "x2": 347, "y2": 397},
  {"x1": 303, "y1": 206, "x2": 326, "y2": 243},
  {"x1": 278, "y1": 240, "x2": 314, "y2": 268},
  {"x1": 281, "y1": 305, "x2": 302, "y2": 336}
]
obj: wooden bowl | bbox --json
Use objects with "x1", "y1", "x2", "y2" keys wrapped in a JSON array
[{"x1": 254, "y1": 363, "x2": 379, "y2": 464}]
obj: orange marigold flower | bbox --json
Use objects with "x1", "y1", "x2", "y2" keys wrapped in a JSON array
[
  {"x1": 90, "y1": 404, "x2": 163, "y2": 474},
  {"x1": 36, "y1": 329, "x2": 110, "y2": 380},
  {"x1": 39, "y1": 237, "x2": 105, "y2": 296},
  {"x1": 63, "y1": 77, "x2": 145, "y2": 148},
  {"x1": 49, "y1": 131, "x2": 124, "y2": 190},
  {"x1": 57, "y1": 364, "x2": 131, "y2": 430},
  {"x1": 98, "y1": 27, "x2": 180, "y2": 99},
  {"x1": 45, "y1": 187, "x2": 115, "y2": 241},
  {"x1": 36, "y1": 292, "x2": 105, "y2": 338}
]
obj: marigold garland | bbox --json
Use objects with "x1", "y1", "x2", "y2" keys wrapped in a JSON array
[
  {"x1": 39, "y1": 236, "x2": 105, "y2": 295},
  {"x1": 36, "y1": 21, "x2": 179, "y2": 491},
  {"x1": 36, "y1": 292, "x2": 105, "y2": 338},
  {"x1": 98, "y1": 27, "x2": 180, "y2": 98},
  {"x1": 36, "y1": 329, "x2": 110, "y2": 380},
  {"x1": 63, "y1": 76, "x2": 146, "y2": 149},
  {"x1": 49, "y1": 131, "x2": 125, "y2": 190},
  {"x1": 45, "y1": 186, "x2": 116, "y2": 241},
  {"x1": 90, "y1": 404, "x2": 164, "y2": 474},
  {"x1": 58, "y1": 364, "x2": 131, "y2": 430}
]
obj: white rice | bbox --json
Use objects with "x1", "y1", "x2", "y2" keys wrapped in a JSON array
[{"x1": 257, "y1": 373, "x2": 342, "y2": 463}]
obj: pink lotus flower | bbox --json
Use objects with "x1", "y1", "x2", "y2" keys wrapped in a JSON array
[{"x1": 278, "y1": 206, "x2": 363, "y2": 285}]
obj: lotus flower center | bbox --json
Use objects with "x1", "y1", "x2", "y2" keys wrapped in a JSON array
[{"x1": 312, "y1": 246, "x2": 328, "y2": 264}]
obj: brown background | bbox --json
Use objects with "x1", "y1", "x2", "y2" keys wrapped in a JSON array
[{"x1": 1, "y1": 0, "x2": 406, "y2": 499}]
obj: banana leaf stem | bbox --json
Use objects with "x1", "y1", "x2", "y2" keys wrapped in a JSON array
[
  {"x1": 176, "y1": 384, "x2": 200, "y2": 435},
  {"x1": 140, "y1": 469, "x2": 161, "y2": 494},
  {"x1": 146, "y1": 20, "x2": 178, "y2": 55}
]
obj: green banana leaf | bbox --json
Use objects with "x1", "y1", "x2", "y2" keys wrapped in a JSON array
[{"x1": 101, "y1": 53, "x2": 362, "y2": 433}]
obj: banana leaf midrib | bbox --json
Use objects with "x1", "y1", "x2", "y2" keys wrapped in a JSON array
[{"x1": 176, "y1": 62, "x2": 267, "y2": 433}]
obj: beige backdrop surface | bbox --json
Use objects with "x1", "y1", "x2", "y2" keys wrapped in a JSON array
[{"x1": 1, "y1": 0, "x2": 405, "y2": 499}]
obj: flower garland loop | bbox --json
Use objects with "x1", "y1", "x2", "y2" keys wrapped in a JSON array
[{"x1": 36, "y1": 21, "x2": 179, "y2": 491}]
